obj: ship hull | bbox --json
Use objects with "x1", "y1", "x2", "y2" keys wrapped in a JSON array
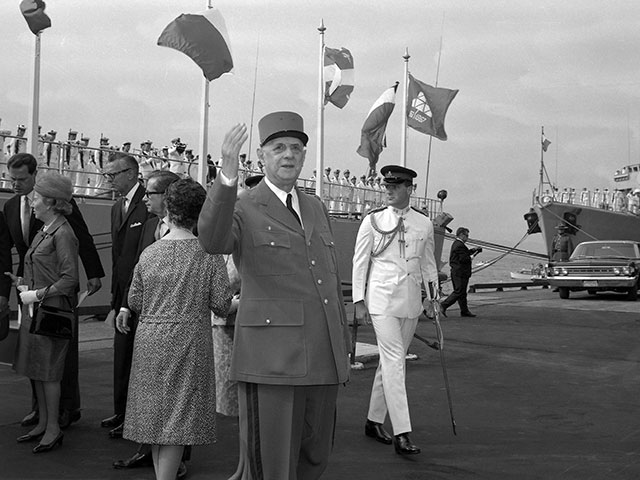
[{"x1": 533, "y1": 201, "x2": 640, "y2": 258}]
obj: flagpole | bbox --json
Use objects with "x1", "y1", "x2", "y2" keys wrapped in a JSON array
[
  {"x1": 424, "y1": 15, "x2": 445, "y2": 199},
  {"x1": 315, "y1": 20, "x2": 326, "y2": 198},
  {"x1": 197, "y1": 0, "x2": 213, "y2": 187},
  {"x1": 247, "y1": 34, "x2": 260, "y2": 163},
  {"x1": 400, "y1": 48, "x2": 410, "y2": 168},
  {"x1": 27, "y1": 33, "x2": 42, "y2": 156}
]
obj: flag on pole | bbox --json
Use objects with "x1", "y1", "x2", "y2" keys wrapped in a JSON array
[
  {"x1": 406, "y1": 74, "x2": 458, "y2": 141},
  {"x1": 20, "y1": 0, "x2": 51, "y2": 35},
  {"x1": 356, "y1": 82, "x2": 398, "y2": 171},
  {"x1": 324, "y1": 47, "x2": 354, "y2": 108},
  {"x1": 542, "y1": 135, "x2": 551, "y2": 152},
  {"x1": 158, "y1": 7, "x2": 233, "y2": 81}
]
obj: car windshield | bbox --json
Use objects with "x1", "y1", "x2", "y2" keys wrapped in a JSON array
[{"x1": 571, "y1": 243, "x2": 639, "y2": 260}]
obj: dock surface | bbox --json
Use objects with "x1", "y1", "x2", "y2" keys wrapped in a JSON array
[{"x1": 1, "y1": 288, "x2": 639, "y2": 479}]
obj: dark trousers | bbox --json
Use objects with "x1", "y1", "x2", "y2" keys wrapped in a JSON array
[
  {"x1": 29, "y1": 315, "x2": 80, "y2": 413},
  {"x1": 236, "y1": 382, "x2": 338, "y2": 480},
  {"x1": 441, "y1": 273, "x2": 471, "y2": 314},
  {"x1": 113, "y1": 314, "x2": 137, "y2": 415}
]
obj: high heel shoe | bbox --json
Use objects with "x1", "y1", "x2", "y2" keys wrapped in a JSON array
[
  {"x1": 17, "y1": 431, "x2": 45, "y2": 443},
  {"x1": 32, "y1": 432, "x2": 64, "y2": 453}
]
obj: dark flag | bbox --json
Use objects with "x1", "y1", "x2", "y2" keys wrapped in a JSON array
[
  {"x1": 406, "y1": 74, "x2": 458, "y2": 141},
  {"x1": 20, "y1": 0, "x2": 51, "y2": 35},
  {"x1": 158, "y1": 7, "x2": 233, "y2": 81}
]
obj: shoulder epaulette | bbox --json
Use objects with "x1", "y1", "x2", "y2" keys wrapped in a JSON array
[
  {"x1": 411, "y1": 206, "x2": 429, "y2": 217},
  {"x1": 365, "y1": 206, "x2": 386, "y2": 217}
]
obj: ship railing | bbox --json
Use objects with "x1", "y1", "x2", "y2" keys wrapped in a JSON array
[
  {"x1": 533, "y1": 186, "x2": 640, "y2": 216},
  {"x1": 0, "y1": 134, "x2": 443, "y2": 218}
]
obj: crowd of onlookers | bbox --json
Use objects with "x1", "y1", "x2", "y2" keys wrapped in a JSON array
[{"x1": 537, "y1": 186, "x2": 640, "y2": 215}]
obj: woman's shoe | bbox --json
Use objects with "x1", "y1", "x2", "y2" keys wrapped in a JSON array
[
  {"x1": 17, "y1": 431, "x2": 45, "y2": 443},
  {"x1": 32, "y1": 432, "x2": 64, "y2": 453}
]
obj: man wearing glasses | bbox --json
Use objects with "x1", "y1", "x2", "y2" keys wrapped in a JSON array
[
  {"x1": 100, "y1": 152, "x2": 151, "y2": 439},
  {"x1": 1, "y1": 153, "x2": 105, "y2": 430}
]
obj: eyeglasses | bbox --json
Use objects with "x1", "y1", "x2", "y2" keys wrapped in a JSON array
[
  {"x1": 144, "y1": 190, "x2": 165, "y2": 198},
  {"x1": 103, "y1": 167, "x2": 131, "y2": 180}
]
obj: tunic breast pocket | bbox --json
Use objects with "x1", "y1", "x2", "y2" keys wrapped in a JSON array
[
  {"x1": 251, "y1": 230, "x2": 295, "y2": 276},
  {"x1": 405, "y1": 232, "x2": 425, "y2": 259}
]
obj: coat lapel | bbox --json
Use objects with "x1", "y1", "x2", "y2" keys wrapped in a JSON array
[
  {"x1": 119, "y1": 184, "x2": 145, "y2": 230},
  {"x1": 254, "y1": 182, "x2": 304, "y2": 234}
]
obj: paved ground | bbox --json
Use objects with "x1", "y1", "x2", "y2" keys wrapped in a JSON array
[{"x1": 1, "y1": 286, "x2": 639, "y2": 479}]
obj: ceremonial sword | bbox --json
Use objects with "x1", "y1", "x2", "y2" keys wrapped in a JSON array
[{"x1": 413, "y1": 299, "x2": 457, "y2": 435}]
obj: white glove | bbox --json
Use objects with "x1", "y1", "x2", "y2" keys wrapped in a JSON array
[{"x1": 20, "y1": 290, "x2": 40, "y2": 305}]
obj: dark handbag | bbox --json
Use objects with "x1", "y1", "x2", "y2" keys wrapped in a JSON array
[
  {"x1": 29, "y1": 287, "x2": 75, "y2": 340},
  {"x1": 0, "y1": 309, "x2": 9, "y2": 341}
]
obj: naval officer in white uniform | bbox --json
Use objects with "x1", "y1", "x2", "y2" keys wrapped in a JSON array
[{"x1": 352, "y1": 164, "x2": 440, "y2": 455}]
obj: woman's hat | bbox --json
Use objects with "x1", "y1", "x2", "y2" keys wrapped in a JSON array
[{"x1": 34, "y1": 172, "x2": 73, "y2": 201}]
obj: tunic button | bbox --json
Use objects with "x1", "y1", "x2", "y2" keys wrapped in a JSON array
[
  {"x1": 267, "y1": 226, "x2": 272, "y2": 230},
  {"x1": 311, "y1": 260, "x2": 316, "y2": 266},
  {"x1": 324, "y1": 299, "x2": 329, "y2": 304},
  {"x1": 265, "y1": 318, "x2": 271, "y2": 324},
  {"x1": 317, "y1": 279, "x2": 323, "y2": 284},
  {"x1": 308, "y1": 241, "x2": 311, "y2": 246},
  {"x1": 270, "y1": 241, "x2": 275, "y2": 246}
]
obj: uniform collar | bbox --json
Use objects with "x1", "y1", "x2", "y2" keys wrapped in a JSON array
[{"x1": 389, "y1": 205, "x2": 411, "y2": 216}]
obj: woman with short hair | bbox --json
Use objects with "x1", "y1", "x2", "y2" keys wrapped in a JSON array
[
  {"x1": 9, "y1": 172, "x2": 79, "y2": 453},
  {"x1": 124, "y1": 178, "x2": 231, "y2": 480}
]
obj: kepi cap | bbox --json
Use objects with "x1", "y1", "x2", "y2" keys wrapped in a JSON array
[
  {"x1": 380, "y1": 165, "x2": 417, "y2": 184},
  {"x1": 259, "y1": 111, "x2": 308, "y2": 147}
]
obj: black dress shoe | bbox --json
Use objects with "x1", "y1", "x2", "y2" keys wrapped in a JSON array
[
  {"x1": 393, "y1": 433, "x2": 420, "y2": 455},
  {"x1": 439, "y1": 303, "x2": 448, "y2": 318},
  {"x1": 59, "y1": 409, "x2": 81, "y2": 430},
  {"x1": 364, "y1": 419, "x2": 392, "y2": 445},
  {"x1": 17, "y1": 431, "x2": 45, "y2": 443},
  {"x1": 101, "y1": 413, "x2": 125, "y2": 428},
  {"x1": 461, "y1": 311, "x2": 477, "y2": 317},
  {"x1": 21, "y1": 410, "x2": 39, "y2": 427},
  {"x1": 109, "y1": 423, "x2": 124, "y2": 439},
  {"x1": 113, "y1": 451, "x2": 153, "y2": 469},
  {"x1": 33, "y1": 432, "x2": 64, "y2": 454},
  {"x1": 176, "y1": 461, "x2": 188, "y2": 480}
]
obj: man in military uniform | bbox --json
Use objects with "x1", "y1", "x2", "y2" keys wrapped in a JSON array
[{"x1": 352, "y1": 165, "x2": 440, "y2": 455}]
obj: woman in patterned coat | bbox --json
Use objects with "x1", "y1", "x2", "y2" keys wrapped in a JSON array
[{"x1": 124, "y1": 179, "x2": 231, "y2": 480}]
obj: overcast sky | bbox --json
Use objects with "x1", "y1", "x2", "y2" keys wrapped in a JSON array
[{"x1": 2, "y1": 0, "x2": 640, "y2": 252}]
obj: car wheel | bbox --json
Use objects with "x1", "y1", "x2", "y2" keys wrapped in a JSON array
[
  {"x1": 559, "y1": 287, "x2": 570, "y2": 299},
  {"x1": 627, "y1": 285, "x2": 638, "y2": 301}
]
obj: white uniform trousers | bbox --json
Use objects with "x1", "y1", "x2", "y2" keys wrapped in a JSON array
[{"x1": 367, "y1": 314, "x2": 419, "y2": 435}]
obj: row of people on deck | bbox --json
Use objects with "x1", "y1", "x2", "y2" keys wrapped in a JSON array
[
  {"x1": 0, "y1": 124, "x2": 203, "y2": 193},
  {"x1": 1, "y1": 110, "x2": 442, "y2": 479},
  {"x1": 540, "y1": 186, "x2": 640, "y2": 214}
]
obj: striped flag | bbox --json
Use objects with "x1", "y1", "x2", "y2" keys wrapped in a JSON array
[
  {"x1": 356, "y1": 82, "x2": 398, "y2": 170},
  {"x1": 20, "y1": 0, "x2": 51, "y2": 35},
  {"x1": 324, "y1": 47, "x2": 354, "y2": 109},
  {"x1": 158, "y1": 7, "x2": 233, "y2": 81},
  {"x1": 406, "y1": 74, "x2": 458, "y2": 141}
]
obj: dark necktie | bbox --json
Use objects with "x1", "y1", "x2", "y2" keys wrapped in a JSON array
[{"x1": 286, "y1": 193, "x2": 301, "y2": 226}]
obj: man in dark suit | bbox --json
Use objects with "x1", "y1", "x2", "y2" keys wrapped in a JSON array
[
  {"x1": 198, "y1": 113, "x2": 351, "y2": 479},
  {"x1": 440, "y1": 226, "x2": 481, "y2": 318},
  {"x1": 111, "y1": 170, "x2": 187, "y2": 479},
  {"x1": 0, "y1": 212, "x2": 12, "y2": 320},
  {"x1": 100, "y1": 152, "x2": 151, "y2": 439},
  {"x1": 1, "y1": 153, "x2": 105, "y2": 428}
]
